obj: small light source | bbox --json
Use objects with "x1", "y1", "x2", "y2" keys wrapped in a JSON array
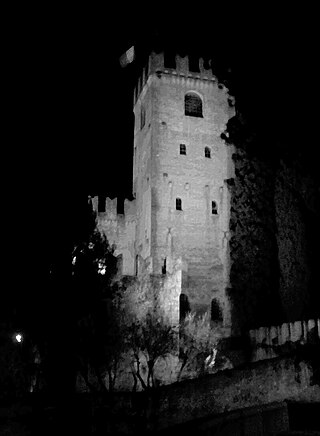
[
  {"x1": 98, "y1": 261, "x2": 106, "y2": 275},
  {"x1": 15, "y1": 333, "x2": 23, "y2": 343}
]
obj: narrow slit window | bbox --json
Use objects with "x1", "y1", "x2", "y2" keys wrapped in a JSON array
[
  {"x1": 162, "y1": 258, "x2": 167, "y2": 274},
  {"x1": 180, "y1": 144, "x2": 186, "y2": 155},
  {"x1": 212, "y1": 201, "x2": 218, "y2": 215},
  {"x1": 205, "y1": 147, "x2": 211, "y2": 158},
  {"x1": 176, "y1": 198, "x2": 182, "y2": 211}
]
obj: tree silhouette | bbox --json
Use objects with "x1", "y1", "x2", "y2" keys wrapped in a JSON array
[{"x1": 71, "y1": 214, "x2": 122, "y2": 392}]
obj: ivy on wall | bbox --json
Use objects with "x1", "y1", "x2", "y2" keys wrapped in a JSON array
[{"x1": 222, "y1": 111, "x2": 320, "y2": 334}]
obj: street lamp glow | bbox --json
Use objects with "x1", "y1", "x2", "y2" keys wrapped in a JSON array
[{"x1": 15, "y1": 333, "x2": 23, "y2": 343}]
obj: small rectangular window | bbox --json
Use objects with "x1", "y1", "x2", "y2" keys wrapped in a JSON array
[
  {"x1": 205, "y1": 147, "x2": 211, "y2": 158},
  {"x1": 212, "y1": 201, "x2": 218, "y2": 215},
  {"x1": 176, "y1": 198, "x2": 182, "y2": 211},
  {"x1": 180, "y1": 144, "x2": 186, "y2": 155}
]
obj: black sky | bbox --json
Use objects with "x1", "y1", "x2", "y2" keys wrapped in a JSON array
[
  {"x1": 3, "y1": 6, "x2": 319, "y2": 324},
  {"x1": 7, "y1": 8, "x2": 318, "y2": 204}
]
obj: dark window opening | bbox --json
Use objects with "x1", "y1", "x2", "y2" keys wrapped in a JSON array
[
  {"x1": 162, "y1": 258, "x2": 167, "y2": 274},
  {"x1": 185, "y1": 93, "x2": 203, "y2": 118},
  {"x1": 211, "y1": 299, "x2": 223, "y2": 322},
  {"x1": 176, "y1": 198, "x2": 182, "y2": 211},
  {"x1": 203, "y1": 56, "x2": 211, "y2": 70},
  {"x1": 98, "y1": 195, "x2": 106, "y2": 213},
  {"x1": 180, "y1": 293, "x2": 191, "y2": 321},
  {"x1": 135, "y1": 255, "x2": 139, "y2": 276},
  {"x1": 140, "y1": 105, "x2": 146, "y2": 129},
  {"x1": 188, "y1": 55, "x2": 200, "y2": 72},
  {"x1": 164, "y1": 52, "x2": 176, "y2": 69},
  {"x1": 117, "y1": 197, "x2": 124, "y2": 214},
  {"x1": 205, "y1": 147, "x2": 211, "y2": 158},
  {"x1": 180, "y1": 144, "x2": 186, "y2": 155},
  {"x1": 212, "y1": 201, "x2": 218, "y2": 215}
]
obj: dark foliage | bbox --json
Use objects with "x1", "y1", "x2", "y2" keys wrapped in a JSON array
[{"x1": 222, "y1": 108, "x2": 320, "y2": 332}]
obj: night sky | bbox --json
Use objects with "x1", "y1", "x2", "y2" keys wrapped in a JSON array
[{"x1": 3, "y1": 7, "x2": 319, "y2": 325}]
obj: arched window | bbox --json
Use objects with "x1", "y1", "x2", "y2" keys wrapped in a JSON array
[
  {"x1": 176, "y1": 198, "x2": 182, "y2": 211},
  {"x1": 180, "y1": 294, "x2": 190, "y2": 321},
  {"x1": 205, "y1": 147, "x2": 211, "y2": 158},
  {"x1": 185, "y1": 92, "x2": 203, "y2": 118}
]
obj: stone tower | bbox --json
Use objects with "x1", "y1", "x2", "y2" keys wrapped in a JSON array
[{"x1": 131, "y1": 50, "x2": 235, "y2": 326}]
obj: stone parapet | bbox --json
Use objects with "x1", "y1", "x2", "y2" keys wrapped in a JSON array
[{"x1": 249, "y1": 318, "x2": 320, "y2": 362}]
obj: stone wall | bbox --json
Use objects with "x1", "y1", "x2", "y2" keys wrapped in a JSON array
[
  {"x1": 133, "y1": 52, "x2": 235, "y2": 327},
  {"x1": 154, "y1": 356, "x2": 320, "y2": 430},
  {"x1": 91, "y1": 196, "x2": 136, "y2": 276},
  {"x1": 85, "y1": 355, "x2": 320, "y2": 434}
]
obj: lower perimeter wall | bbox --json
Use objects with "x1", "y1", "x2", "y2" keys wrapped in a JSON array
[
  {"x1": 155, "y1": 356, "x2": 320, "y2": 431},
  {"x1": 107, "y1": 355, "x2": 320, "y2": 434}
]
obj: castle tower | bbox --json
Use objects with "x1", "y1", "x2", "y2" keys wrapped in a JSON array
[{"x1": 132, "y1": 51, "x2": 235, "y2": 326}]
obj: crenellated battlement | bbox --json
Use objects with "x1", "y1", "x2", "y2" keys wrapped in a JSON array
[
  {"x1": 134, "y1": 51, "x2": 220, "y2": 105},
  {"x1": 249, "y1": 318, "x2": 320, "y2": 362},
  {"x1": 150, "y1": 52, "x2": 215, "y2": 79},
  {"x1": 90, "y1": 195, "x2": 137, "y2": 276},
  {"x1": 91, "y1": 196, "x2": 136, "y2": 224},
  {"x1": 123, "y1": 198, "x2": 136, "y2": 220}
]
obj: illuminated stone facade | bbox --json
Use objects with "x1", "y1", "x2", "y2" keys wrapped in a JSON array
[{"x1": 92, "y1": 51, "x2": 235, "y2": 329}]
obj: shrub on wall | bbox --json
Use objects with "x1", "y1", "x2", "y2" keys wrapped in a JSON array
[
  {"x1": 223, "y1": 116, "x2": 283, "y2": 333},
  {"x1": 223, "y1": 113, "x2": 320, "y2": 332}
]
